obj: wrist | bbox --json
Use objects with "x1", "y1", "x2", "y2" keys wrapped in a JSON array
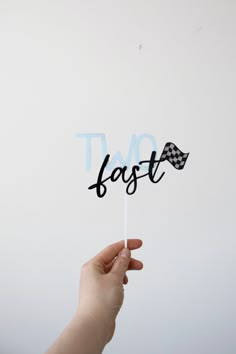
[{"x1": 73, "y1": 307, "x2": 114, "y2": 348}]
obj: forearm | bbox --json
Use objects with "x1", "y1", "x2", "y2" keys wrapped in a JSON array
[{"x1": 45, "y1": 311, "x2": 109, "y2": 354}]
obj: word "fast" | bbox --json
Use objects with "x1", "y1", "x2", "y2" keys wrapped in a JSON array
[{"x1": 88, "y1": 151, "x2": 165, "y2": 198}]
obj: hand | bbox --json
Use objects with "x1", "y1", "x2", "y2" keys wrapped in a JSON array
[
  {"x1": 75, "y1": 239, "x2": 143, "y2": 344},
  {"x1": 45, "y1": 239, "x2": 143, "y2": 354}
]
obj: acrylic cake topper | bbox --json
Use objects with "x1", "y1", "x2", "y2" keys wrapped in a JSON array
[{"x1": 76, "y1": 134, "x2": 190, "y2": 249}]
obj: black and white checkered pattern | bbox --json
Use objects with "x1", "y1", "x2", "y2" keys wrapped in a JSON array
[{"x1": 159, "y1": 142, "x2": 189, "y2": 170}]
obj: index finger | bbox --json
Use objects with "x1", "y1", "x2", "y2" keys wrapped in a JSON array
[{"x1": 92, "y1": 239, "x2": 143, "y2": 266}]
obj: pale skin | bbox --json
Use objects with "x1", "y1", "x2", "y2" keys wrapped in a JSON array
[{"x1": 45, "y1": 239, "x2": 143, "y2": 354}]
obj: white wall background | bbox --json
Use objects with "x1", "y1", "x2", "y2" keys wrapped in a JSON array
[{"x1": 0, "y1": 1, "x2": 235, "y2": 353}]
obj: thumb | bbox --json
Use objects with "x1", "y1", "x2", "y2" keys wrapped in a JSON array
[{"x1": 110, "y1": 248, "x2": 131, "y2": 281}]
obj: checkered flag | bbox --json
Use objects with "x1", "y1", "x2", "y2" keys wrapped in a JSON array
[{"x1": 159, "y1": 142, "x2": 189, "y2": 170}]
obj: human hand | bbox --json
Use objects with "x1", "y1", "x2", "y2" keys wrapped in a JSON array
[{"x1": 75, "y1": 239, "x2": 143, "y2": 344}]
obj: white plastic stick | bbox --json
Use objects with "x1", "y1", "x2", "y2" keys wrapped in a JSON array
[{"x1": 124, "y1": 192, "x2": 128, "y2": 248}]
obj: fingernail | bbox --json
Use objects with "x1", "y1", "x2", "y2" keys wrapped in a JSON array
[{"x1": 120, "y1": 248, "x2": 130, "y2": 258}]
